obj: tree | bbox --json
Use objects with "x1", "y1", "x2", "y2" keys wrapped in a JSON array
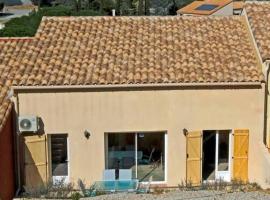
[
  {"x1": 116, "y1": 0, "x2": 121, "y2": 14},
  {"x1": 0, "y1": 2, "x2": 4, "y2": 12},
  {"x1": 169, "y1": 0, "x2": 178, "y2": 15},
  {"x1": 73, "y1": 0, "x2": 82, "y2": 11},
  {"x1": 145, "y1": 0, "x2": 150, "y2": 15},
  {"x1": 98, "y1": 0, "x2": 103, "y2": 12},
  {"x1": 138, "y1": 0, "x2": 144, "y2": 15}
]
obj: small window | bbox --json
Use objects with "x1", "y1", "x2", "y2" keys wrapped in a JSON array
[{"x1": 51, "y1": 134, "x2": 68, "y2": 177}]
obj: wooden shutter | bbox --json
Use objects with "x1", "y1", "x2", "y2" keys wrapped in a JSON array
[
  {"x1": 233, "y1": 129, "x2": 249, "y2": 182},
  {"x1": 186, "y1": 131, "x2": 202, "y2": 186},
  {"x1": 24, "y1": 135, "x2": 48, "y2": 189}
]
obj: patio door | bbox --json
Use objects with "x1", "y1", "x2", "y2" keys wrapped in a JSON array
[
  {"x1": 105, "y1": 132, "x2": 166, "y2": 183},
  {"x1": 202, "y1": 130, "x2": 232, "y2": 182},
  {"x1": 215, "y1": 131, "x2": 232, "y2": 181}
]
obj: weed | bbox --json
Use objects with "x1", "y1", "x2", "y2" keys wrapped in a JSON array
[{"x1": 71, "y1": 192, "x2": 82, "y2": 200}]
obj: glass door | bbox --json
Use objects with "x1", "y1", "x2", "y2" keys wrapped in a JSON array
[
  {"x1": 105, "y1": 132, "x2": 166, "y2": 182},
  {"x1": 215, "y1": 130, "x2": 231, "y2": 182},
  {"x1": 202, "y1": 130, "x2": 231, "y2": 182},
  {"x1": 137, "y1": 132, "x2": 165, "y2": 182},
  {"x1": 106, "y1": 133, "x2": 136, "y2": 179}
]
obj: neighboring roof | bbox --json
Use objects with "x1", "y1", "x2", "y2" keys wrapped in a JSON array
[
  {"x1": 233, "y1": 1, "x2": 245, "y2": 10},
  {"x1": 177, "y1": 0, "x2": 232, "y2": 15},
  {"x1": 245, "y1": 2, "x2": 270, "y2": 61},
  {"x1": 0, "y1": 16, "x2": 264, "y2": 131}
]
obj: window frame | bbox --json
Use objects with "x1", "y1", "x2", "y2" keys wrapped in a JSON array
[
  {"x1": 48, "y1": 133, "x2": 69, "y2": 184},
  {"x1": 104, "y1": 130, "x2": 168, "y2": 184}
]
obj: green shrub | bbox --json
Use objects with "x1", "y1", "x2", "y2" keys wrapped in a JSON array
[
  {"x1": 71, "y1": 192, "x2": 82, "y2": 200},
  {"x1": 39, "y1": 5, "x2": 73, "y2": 16},
  {"x1": 71, "y1": 9, "x2": 104, "y2": 16}
]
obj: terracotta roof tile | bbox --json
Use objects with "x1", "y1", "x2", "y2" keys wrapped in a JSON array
[
  {"x1": 0, "y1": 16, "x2": 264, "y2": 132},
  {"x1": 233, "y1": 1, "x2": 245, "y2": 10},
  {"x1": 31, "y1": 16, "x2": 262, "y2": 86},
  {"x1": 245, "y1": 2, "x2": 270, "y2": 61}
]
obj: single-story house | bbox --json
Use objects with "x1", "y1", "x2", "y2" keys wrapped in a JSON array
[{"x1": 1, "y1": 1, "x2": 270, "y2": 197}]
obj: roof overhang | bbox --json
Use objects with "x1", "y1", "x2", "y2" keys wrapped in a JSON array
[{"x1": 11, "y1": 82, "x2": 263, "y2": 93}]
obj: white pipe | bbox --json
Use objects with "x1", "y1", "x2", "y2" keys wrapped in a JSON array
[
  {"x1": 264, "y1": 61, "x2": 270, "y2": 148},
  {"x1": 112, "y1": 9, "x2": 116, "y2": 16}
]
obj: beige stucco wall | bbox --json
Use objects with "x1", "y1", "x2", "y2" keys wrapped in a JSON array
[
  {"x1": 212, "y1": 2, "x2": 233, "y2": 16},
  {"x1": 14, "y1": 85, "x2": 270, "y2": 187}
]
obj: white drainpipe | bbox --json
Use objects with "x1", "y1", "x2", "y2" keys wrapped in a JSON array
[{"x1": 265, "y1": 61, "x2": 270, "y2": 148}]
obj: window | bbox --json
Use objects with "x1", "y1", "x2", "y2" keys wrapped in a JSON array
[
  {"x1": 107, "y1": 133, "x2": 136, "y2": 179},
  {"x1": 50, "y1": 134, "x2": 68, "y2": 180},
  {"x1": 106, "y1": 132, "x2": 166, "y2": 182}
]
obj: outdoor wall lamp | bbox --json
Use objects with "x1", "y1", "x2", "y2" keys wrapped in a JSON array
[
  {"x1": 84, "y1": 130, "x2": 91, "y2": 139},
  {"x1": 183, "y1": 128, "x2": 188, "y2": 136}
]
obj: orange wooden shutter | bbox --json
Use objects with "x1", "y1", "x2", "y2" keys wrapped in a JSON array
[
  {"x1": 24, "y1": 135, "x2": 48, "y2": 189},
  {"x1": 233, "y1": 129, "x2": 249, "y2": 182},
  {"x1": 186, "y1": 131, "x2": 202, "y2": 186}
]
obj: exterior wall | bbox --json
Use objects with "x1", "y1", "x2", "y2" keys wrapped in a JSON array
[
  {"x1": 0, "y1": 107, "x2": 15, "y2": 200},
  {"x1": 15, "y1": 86, "x2": 270, "y2": 187},
  {"x1": 212, "y1": 2, "x2": 233, "y2": 16}
]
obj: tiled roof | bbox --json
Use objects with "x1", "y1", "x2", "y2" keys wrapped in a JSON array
[
  {"x1": 0, "y1": 39, "x2": 30, "y2": 131},
  {"x1": 245, "y1": 2, "x2": 270, "y2": 61},
  {"x1": 0, "y1": 16, "x2": 264, "y2": 131},
  {"x1": 233, "y1": 1, "x2": 244, "y2": 10},
  {"x1": 22, "y1": 16, "x2": 264, "y2": 85}
]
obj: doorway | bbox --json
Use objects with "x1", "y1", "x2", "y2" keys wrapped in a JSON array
[{"x1": 202, "y1": 130, "x2": 231, "y2": 182}]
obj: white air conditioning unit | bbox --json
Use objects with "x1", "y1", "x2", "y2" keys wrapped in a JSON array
[{"x1": 18, "y1": 116, "x2": 39, "y2": 133}]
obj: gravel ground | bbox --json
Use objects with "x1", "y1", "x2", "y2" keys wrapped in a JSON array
[{"x1": 85, "y1": 190, "x2": 270, "y2": 200}]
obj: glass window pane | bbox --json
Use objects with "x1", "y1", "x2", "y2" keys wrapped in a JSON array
[
  {"x1": 137, "y1": 132, "x2": 165, "y2": 182},
  {"x1": 218, "y1": 131, "x2": 229, "y2": 171},
  {"x1": 202, "y1": 130, "x2": 216, "y2": 181},
  {"x1": 51, "y1": 134, "x2": 68, "y2": 176},
  {"x1": 106, "y1": 133, "x2": 136, "y2": 179}
]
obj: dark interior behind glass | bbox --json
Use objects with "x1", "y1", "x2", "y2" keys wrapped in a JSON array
[{"x1": 51, "y1": 134, "x2": 68, "y2": 176}]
